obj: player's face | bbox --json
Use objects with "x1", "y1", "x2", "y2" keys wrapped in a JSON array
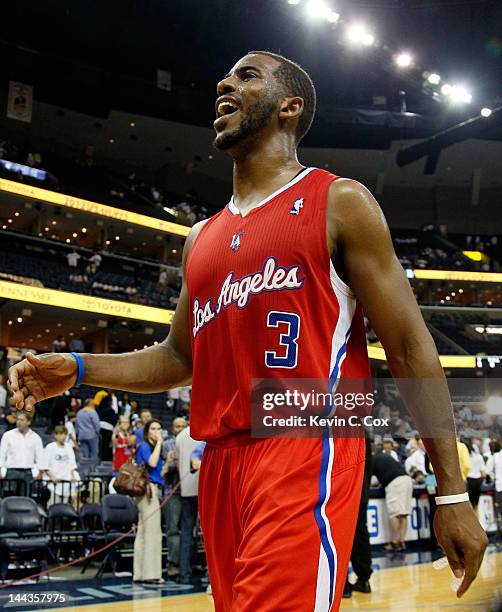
[{"x1": 213, "y1": 54, "x2": 283, "y2": 151}]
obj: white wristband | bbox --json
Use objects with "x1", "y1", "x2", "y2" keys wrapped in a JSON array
[{"x1": 435, "y1": 492, "x2": 470, "y2": 505}]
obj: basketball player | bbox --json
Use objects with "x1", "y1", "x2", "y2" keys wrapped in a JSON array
[{"x1": 9, "y1": 52, "x2": 487, "y2": 610}]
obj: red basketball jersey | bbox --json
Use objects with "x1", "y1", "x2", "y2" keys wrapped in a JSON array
[{"x1": 186, "y1": 167, "x2": 370, "y2": 442}]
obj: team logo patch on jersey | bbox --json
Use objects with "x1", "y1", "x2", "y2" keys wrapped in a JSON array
[
  {"x1": 230, "y1": 231, "x2": 244, "y2": 252},
  {"x1": 289, "y1": 197, "x2": 304, "y2": 215}
]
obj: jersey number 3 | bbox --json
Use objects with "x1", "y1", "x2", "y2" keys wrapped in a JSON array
[{"x1": 265, "y1": 311, "x2": 300, "y2": 369}]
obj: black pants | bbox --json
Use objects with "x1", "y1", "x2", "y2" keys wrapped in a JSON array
[
  {"x1": 350, "y1": 438, "x2": 373, "y2": 582},
  {"x1": 467, "y1": 477, "x2": 483, "y2": 508},
  {"x1": 5, "y1": 468, "x2": 33, "y2": 496}
]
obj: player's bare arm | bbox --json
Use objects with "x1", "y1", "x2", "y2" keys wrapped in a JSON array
[
  {"x1": 327, "y1": 177, "x2": 488, "y2": 597},
  {"x1": 9, "y1": 220, "x2": 208, "y2": 410}
]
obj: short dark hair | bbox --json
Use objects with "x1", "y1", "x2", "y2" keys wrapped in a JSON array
[
  {"x1": 16, "y1": 409, "x2": 34, "y2": 423},
  {"x1": 248, "y1": 51, "x2": 316, "y2": 143},
  {"x1": 54, "y1": 425, "x2": 67, "y2": 435}
]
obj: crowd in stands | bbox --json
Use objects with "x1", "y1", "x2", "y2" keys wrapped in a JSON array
[
  {"x1": 0, "y1": 379, "x2": 200, "y2": 583},
  {"x1": 0, "y1": 137, "x2": 212, "y2": 227},
  {"x1": 0, "y1": 234, "x2": 182, "y2": 310}
]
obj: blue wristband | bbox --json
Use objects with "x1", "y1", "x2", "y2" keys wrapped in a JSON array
[{"x1": 71, "y1": 352, "x2": 85, "y2": 387}]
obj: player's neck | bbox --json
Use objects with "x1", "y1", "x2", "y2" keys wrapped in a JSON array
[{"x1": 231, "y1": 145, "x2": 302, "y2": 208}]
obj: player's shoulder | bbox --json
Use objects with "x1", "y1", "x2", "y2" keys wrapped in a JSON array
[{"x1": 327, "y1": 177, "x2": 384, "y2": 228}]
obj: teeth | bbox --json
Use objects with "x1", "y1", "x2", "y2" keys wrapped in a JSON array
[{"x1": 217, "y1": 101, "x2": 238, "y2": 116}]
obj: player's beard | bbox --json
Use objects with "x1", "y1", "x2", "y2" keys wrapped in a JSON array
[{"x1": 213, "y1": 94, "x2": 278, "y2": 151}]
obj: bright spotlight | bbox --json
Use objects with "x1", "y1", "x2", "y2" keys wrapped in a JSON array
[
  {"x1": 288, "y1": 0, "x2": 300, "y2": 4},
  {"x1": 326, "y1": 10, "x2": 340, "y2": 23},
  {"x1": 449, "y1": 85, "x2": 472, "y2": 104},
  {"x1": 481, "y1": 107, "x2": 492, "y2": 118},
  {"x1": 428, "y1": 73, "x2": 441, "y2": 85},
  {"x1": 396, "y1": 53, "x2": 412, "y2": 68},
  {"x1": 347, "y1": 24, "x2": 375, "y2": 46},
  {"x1": 305, "y1": 0, "x2": 329, "y2": 18}
]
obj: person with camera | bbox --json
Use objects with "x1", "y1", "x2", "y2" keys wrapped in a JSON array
[{"x1": 134, "y1": 419, "x2": 165, "y2": 584}]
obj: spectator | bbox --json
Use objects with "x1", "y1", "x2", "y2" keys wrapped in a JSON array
[
  {"x1": 97, "y1": 394, "x2": 118, "y2": 461},
  {"x1": 69, "y1": 388, "x2": 82, "y2": 412},
  {"x1": 69, "y1": 336, "x2": 85, "y2": 353},
  {"x1": 176, "y1": 425, "x2": 202, "y2": 584},
  {"x1": 87, "y1": 251, "x2": 102, "y2": 274},
  {"x1": 0, "y1": 410, "x2": 43, "y2": 494},
  {"x1": 389, "y1": 408, "x2": 413, "y2": 441},
  {"x1": 404, "y1": 438, "x2": 426, "y2": 477},
  {"x1": 118, "y1": 392, "x2": 132, "y2": 418},
  {"x1": 134, "y1": 419, "x2": 165, "y2": 584},
  {"x1": 382, "y1": 437, "x2": 399, "y2": 462},
  {"x1": 52, "y1": 335, "x2": 67, "y2": 353},
  {"x1": 158, "y1": 267, "x2": 168, "y2": 293},
  {"x1": 486, "y1": 441, "x2": 502, "y2": 525},
  {"x1": 66, "y1": 250, "x2": 81, "y2": 268},
  {"x1": 162, "y1": 417, "x2": 188, "y2": 577},
  {"x1": 457, "y1": 439, "x2": 472, "y2": 481},
  {"x1": 372, "y1": 450, "x2": 414, "y2": 552},
  {"x1": 112, "y1": 416, "x2": 135, "y2": 473},
  {"x1": 41, "y1": 425, "x2": 80, "y2": 505},
  {"x1": 65, "y1": 411, "x2": 78, "y2": 450},
  {"x1": 135, "y1": 409, "x2": 153, "y2": 446},
  {"x1": 48, "y1": 390, "x2": 71, "y2": 433},
  {"x1": 465, "y1": 439, "x2": 486, "y2": 510},
  {"x1": 76, "y1": 399, "x2": 100, "y2": 459},
  {"x1": 130, "y1": 399, "x2": 141, "y2": 427},
  {"x1": 0, "y1": 373, "x2": 7, "y2": 416}
]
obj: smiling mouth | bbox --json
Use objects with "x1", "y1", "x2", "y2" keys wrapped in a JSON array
[{"x1": 216, "y1": 100, "x2": 239, "y2": 117}]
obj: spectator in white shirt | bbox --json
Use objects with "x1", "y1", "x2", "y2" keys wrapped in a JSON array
[
  {"x1": 0, "y1": 410, "x2": 43, "y2": 494},
  {"x1": 465, "y1": 439, "x2": 486, "y2": 511},
  {"x1": 485, "y1": 441, "x2": 502, "y2": 524},
  {"x1": 66, "y1": 250, "x2": 81, "y2": 268},
  {"x1": 88, "y1": 252, "x2": 102, "y2": 274},
  {"x1": 404, "y1": 440, "x2": 426, "y2": 477},
  {"x1": 41, "y1": 425, "x2": 80, "y2": 505}
]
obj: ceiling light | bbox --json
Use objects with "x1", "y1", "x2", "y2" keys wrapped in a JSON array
[
  {"x1": 72, "y1": 232, "x2": 78, "y2": 238},
  {"x1": 45, "y1": 329, "x2": 50, "y2": 333},
  {"x1": 130, "y1": 121, "x2": 135, "y2": 127},
  {"x1": 82, "y1": 326, "x2": 87, "y2": 331},
  {"x1": 8, "y1": 320, "x2": 12, "y2": 326},
  {"x1": 82, "y1": 228, "x2": 87, "y2": 233},
  {"x1": 172, "y1": 249, "x2": 177, "y2": 253},
  {"x1": 481, "y1": 107, "x2": 492, "y2": 118},
  {"x1": 115, "y1": 235, "x2": 120, "y2": 240},
  {"x1": 44, "y1": 227, "x2": 49, "y2": 231},
  {"x1": 17, "y1": 317, "x2": 23, "y2": 323},
  {"x1": 288, "y1": 0, "x2": 301, "y2": 4},
  {"x1": 14, "y1": 212, "x2": 20, "y2": 217},
  {"x1": 347, "y1": 24, "x2": 374, "y2": 46},
  {"x1": 66, "y1": 239, "x2": 71, "y2": 243},
  {"x1": 52, "y1": 220, "x2": 57, "y2": 225},
  {"x1": 427, "y1": 73, "x2": 441, "y2": 85},
  {"x1": 109, "y1": 138, "x2": 115, "y2": 144},
  {"x1": 2, "y1": 225, "x2": 6, "y2": 230},
  {"x1": 305, "y1": 0, "x2": 329, "y2": 18},
  {"x1": 8, "y1": 219, "x2": 12, "y2": 223},
  {"x1": 441, "y1": 84, "x2": 452, "y2": 95},
  {"x1": 396, "y1": 53, "x2": 412, "y2": 68},
  {"x1": 105, "y1": 240, "x2": 111, "y2": 245},
  {"x1": 450, "y1": 85, "x2": 472, "y2": 103},
  {"x1": 326, "y1": 10, "x2": 339, "y2": 23}
]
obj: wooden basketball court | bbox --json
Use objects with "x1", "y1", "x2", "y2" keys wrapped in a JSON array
[{"x1": 54, "y1": 549, "x2": 502, "y2": 612}]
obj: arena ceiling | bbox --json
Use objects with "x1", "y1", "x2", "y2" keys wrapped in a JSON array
[{"x1": 1, "y1": 0, "x2": 502, "y2": 149}]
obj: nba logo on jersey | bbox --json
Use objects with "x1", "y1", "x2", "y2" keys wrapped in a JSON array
[
  {"x1": 230, "y1": 231, "x2": 244, "y2": 252},
  {"x1": 289, "y1": 197, "x2": 304, "y2": 215}
]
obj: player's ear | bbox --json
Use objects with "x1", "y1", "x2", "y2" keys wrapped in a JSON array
[{"x1": 279, "y1": 96, "x2": 304, "y2": 122}]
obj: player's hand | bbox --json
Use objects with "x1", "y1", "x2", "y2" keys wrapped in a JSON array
[
  {"x1": 9, "y1": 352, "x2": 78, "y2": 412},
  {"x1": 434, "y1": 502, "x2": 488, "y2": 597}
]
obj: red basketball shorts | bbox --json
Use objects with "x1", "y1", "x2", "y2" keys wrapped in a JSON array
[{"x1": 198, "y1": 435, "x2": 365, "y2": 611}]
